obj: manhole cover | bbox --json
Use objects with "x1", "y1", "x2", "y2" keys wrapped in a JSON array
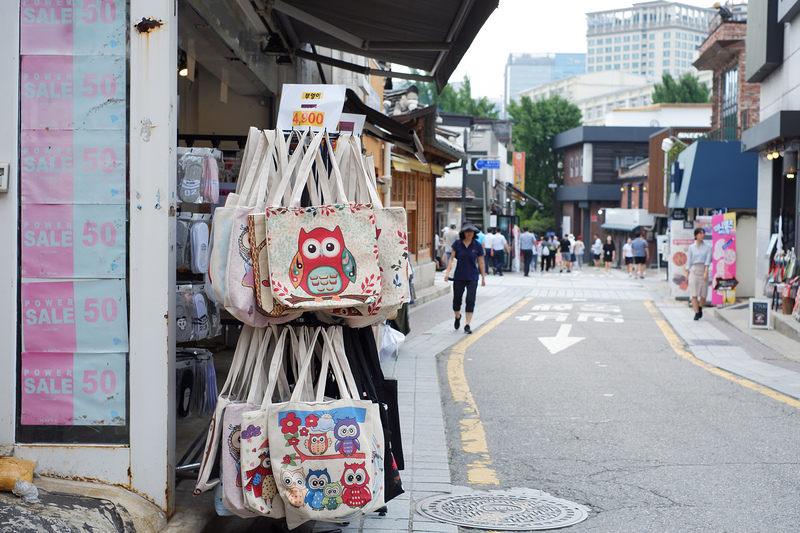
[{"x1": 416, "y1": 489, "x2": 589, "y2": 531}]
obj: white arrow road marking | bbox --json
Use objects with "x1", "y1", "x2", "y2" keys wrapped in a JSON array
[{"x1": 538, "y1": 324, "x2": 585, "y2": 355}]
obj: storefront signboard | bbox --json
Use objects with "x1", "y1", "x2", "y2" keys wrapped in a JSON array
[{"x1": 668, "y1": 219, "x2": 694, "y2": 298}]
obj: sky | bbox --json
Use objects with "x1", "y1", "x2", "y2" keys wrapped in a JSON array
[{"x1": 450, "y1": 0, "x2": 719, "y2": 100}]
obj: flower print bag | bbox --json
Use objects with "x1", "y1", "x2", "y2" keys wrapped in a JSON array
[
  {"x1": 263, "y1": 129, "x2": 381, "y2": 312},
  {"x1": 266, "y1": 326, "x2": 385, "y2": 527}
]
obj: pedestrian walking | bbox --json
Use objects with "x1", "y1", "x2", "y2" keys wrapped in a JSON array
[
  {"x1": 443, "y1": 223, "x2": 459, "y2": 267},
  {"x1": 489, "y1": 227, "x2": 509, "y2": 276},
  {"x1": 573, "y1": 236, "x2": 585, "y2": 270},
  {"x1": 631, "y1": 230, "x2": 649, "y2": 279},
  {"x1": 519, "y1": 226, "x2": 535, "y2": 276},
  {"x1": 603, "y1": 235, "x2": 616, "y2": 274},
  {"x1": 559, "y1": 234, "x2": 573, "y2": 273},
  {"x1": 591, "y1": 234, "x2": 603, "y2": 267},
  {"x1": 444, "y1": 221, "x2": 486, "y2": 334},
  {"x1": 533, "y1": 238, "x2": 541, "y2": 273},
  {"x1": 541, "y1": 235, "x2": 553, "y2": 272},
  {"x1": 622, "y1": 237, "x2": 634, "y2": 277},
  {"x1": 687, "y1": 227, "x2": 711, "y2": 320}
]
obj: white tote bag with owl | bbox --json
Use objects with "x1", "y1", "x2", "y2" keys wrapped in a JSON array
[
  {"x1": 266, "y1": 327, "x2": 385, "y2": 528},
  {"x1": 264, "y1": 130, "x2": 381, "y2": 312}
]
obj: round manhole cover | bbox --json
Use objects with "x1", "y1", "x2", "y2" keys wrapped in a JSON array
[{"x1": 416, "y1": 489, "x2": 589, "y2": 531}]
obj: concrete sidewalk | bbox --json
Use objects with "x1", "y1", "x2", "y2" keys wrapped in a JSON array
[{"x1": 3, "y1": 267, "x2": 800, "y2": 532}]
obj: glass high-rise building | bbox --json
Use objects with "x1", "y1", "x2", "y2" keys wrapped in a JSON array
[{"x1": 504, "y1": 53, "x2": 586, "y2": 109}]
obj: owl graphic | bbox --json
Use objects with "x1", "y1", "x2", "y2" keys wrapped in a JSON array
[
  {"x1": 307, "y1": 433, "x2": 330, "y2": 456},
  {"x1": 244, "y1": 450, "x2": 278, "y2": 503},
  {"x1": 334, "y1": 417, "x2": 361, "y2": 456},
  {"x1": 279, "y1": 466, "x2": 307, "y2": 508},
  {"x1": 290, "y1": 227, "x2": 357, "y2": 299},
  {"x1": 321, "y1": 482, "x2": 343, "y2": 510},
  {"x1": 340, "y1": 462, "x2": 371, "y2": 508},
  {"x1": 304, "y1": 469, "x2": 331, "y2": 510},
  {"x1": 227, "y1": 424, "x2": 243, "y2": 487}
]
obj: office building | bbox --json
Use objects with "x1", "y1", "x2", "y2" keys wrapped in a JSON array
[{"x1": 504, "y1": 53, "x2": 586, "y2": 109}]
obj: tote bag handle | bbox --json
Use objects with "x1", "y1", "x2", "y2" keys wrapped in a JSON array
[{"x1": 217, "y1": 325, "x2": 254, "y2": 398}]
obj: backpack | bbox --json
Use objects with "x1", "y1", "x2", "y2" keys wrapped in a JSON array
[{"x1": 541, "y1": 244, "x2": 550, "y2": 256}]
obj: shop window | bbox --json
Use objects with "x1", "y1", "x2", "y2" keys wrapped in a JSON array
[{"x1": 722, "y1": 66, "x2": 738, "y2": 140}]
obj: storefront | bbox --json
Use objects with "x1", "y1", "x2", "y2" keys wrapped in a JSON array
[{"x1": 0, "y1": 0, "x2": 494, "y2": 514}]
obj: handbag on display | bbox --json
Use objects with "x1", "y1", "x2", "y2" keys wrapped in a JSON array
[
  {"x1": 264, "y1": 326, "x2": 385, "y2": 528},
  {"x1": 208, "y1": 127, "x2": 263, "y2": 306},
  {"x1": 194, "y1": 325, "x2": 257, "y2": 495},
  {"x1": 262, "y1": 130, "x2": 382, "y2": 312},
  {"x1": 320, "y1": 135, "x2": 410, "y2": 327}
]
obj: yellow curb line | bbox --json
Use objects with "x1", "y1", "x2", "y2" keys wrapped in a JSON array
[
  {"x1": 644, "y1": 301, "x2": 800, "y2": 410},
  {"x1": 447, "y1": 298, "x2": 532, "y2": 485}
]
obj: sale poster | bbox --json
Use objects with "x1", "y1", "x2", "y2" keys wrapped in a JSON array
[
  {"x1": 668, "y1": 220, "x2": 694, "y2": 298},
  {"x1": 21, "y1": 352, "x2": 126, "y2": 426},
  {"x1": 276, "y1": 84, "x2": 346, "y2": 132},
  {"x1": 20, "y1": 0, "x2": 127, "y2": 56},
  {"x1": 21, "y1": 129, "x2": 126, "y2": 204},
  {"x1": 21, "y1": 204, "x2": 126, "y2": 278},
  {"x1": 21, "y1": 55, "x2": 126, "y2": 131},
  {"x1": 22, "y1": 280, "x2": 129, "y2": 353},
  {"x1": 711, "y1": 213, "x2": 737, "y2": 306}
]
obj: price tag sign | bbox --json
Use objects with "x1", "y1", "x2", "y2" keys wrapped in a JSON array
[
  {"x1": 21, "y1": 129, "x2": 126, "y2": 204},
  {"x1": 21, "y1": 352, "x2": 126, "y2": 426},
  {"x1": 22, "y1": 279, "x2": 129, "y2": 353},
  {"x1": 20, "y1": 0, "x2": 126, "y2": 56},
  {"x1": 277, "y1": 84, "x2": 345, "y2": 132},
  {"x1": 21, "y1": 55, "x2": 126, "y2": 131},
  {"x1": 22, "y1": 204, "x2": 126, "y2": 278}
]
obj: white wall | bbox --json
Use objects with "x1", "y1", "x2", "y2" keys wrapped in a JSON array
[{"x1": 605, "y1": 104, "x2": 711, "y2": 128}]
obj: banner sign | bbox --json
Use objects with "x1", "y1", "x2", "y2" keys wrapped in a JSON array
[
  {"x1": 20, "y1": 0, "x2": 127, "y2": 56},
  {"x1": 513, "y1": 152, "x2": 525, "y2": 189},
  {"x1": 21, "y1": 129, "x2": 126, "y2": 204},
  {"x1": 21, "y1": 55, "x2": 126, "y2": 131},
  {"x1": 711, "y1": 212, "x2": 737, "y2": 306},
  {"x1": 22, "y1": 204, "x2": 126, "y2": 278},
  {"x1": 22, "y1": 280, "x2": 129, "y2": 353},
  {"x1": 276, "y1": 84, "x2": 346, "y2": 132},
  {"x1": 668, "y1": 219, "x2": 694, "y2": 299},
  {"x1": 21, "y1": 352, "x2": 126, "y2": 426}
]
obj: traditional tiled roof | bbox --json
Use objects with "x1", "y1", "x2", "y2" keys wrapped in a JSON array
[{"x1": 437, "y1": 186, "x2": 476, "y2": 200}]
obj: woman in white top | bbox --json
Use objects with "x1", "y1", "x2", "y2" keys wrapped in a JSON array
[
  {"x1": 622, "y1": 238, "x2": 634, "y2": 277},
  {"x1": 687, "y1": 227, "x2": 712, "y2": 320}
]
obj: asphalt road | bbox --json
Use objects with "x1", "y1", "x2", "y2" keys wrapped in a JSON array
[{"x1": 437, "y1": 297, "x2": 800, "y2": 532}]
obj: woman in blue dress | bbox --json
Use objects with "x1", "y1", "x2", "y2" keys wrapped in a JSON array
[{"x1": 444, "y1": 221, "x2": 486, "y2": 334}]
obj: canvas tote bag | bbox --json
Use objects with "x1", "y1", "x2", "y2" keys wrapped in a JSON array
[
  {"x1": 263, "y1": 130, "x2": 381, "y2": 312},
  {"x1": 267, "y1": 326, "x2": 385, "y2": 527}
]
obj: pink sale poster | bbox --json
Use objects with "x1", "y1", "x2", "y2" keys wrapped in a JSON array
[
  {"x1": 21, "y1": 129, "x2": 126, "y2": 204},
  {"x1": 22, "y1": 204, "x2": 126, "y2": 279},
  {"x1": 22, "y1": 279, "x2": 129, "y2": 353},
  {"x1": 21, "y1": 352, "x2": 126, "y2": 426},
  {"x1": 20, "y1": 55, "x2": 74, "y2": 131},
  {"x1": 20, "y1": 0, "x2": 126, "y2": 57}
]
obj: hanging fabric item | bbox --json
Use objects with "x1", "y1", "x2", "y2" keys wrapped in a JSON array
[
  {"x1": 262, "y1": 130, "x2": 382, "y2": 312},
  {"x1": 265, "y1": 327, "x2": 385, "y2": 529}
]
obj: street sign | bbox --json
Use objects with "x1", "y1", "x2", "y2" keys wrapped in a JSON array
[{"x1": 473, "y1": 158, "x2": 500, "y2": 170}]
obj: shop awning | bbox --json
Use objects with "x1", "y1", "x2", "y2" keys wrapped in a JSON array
[
  {"x1": 392, "y1": 154, "x2": 446, "y2": 175},
  {"x1": 269, "y1": 0, "x2": 499, "y2": 91},
  {"x1": 601, "y1": 222, "x2": 640, "y2": 232},
  {"x1": 670, "y1": 140, "x2": 758, "y2": 209}
]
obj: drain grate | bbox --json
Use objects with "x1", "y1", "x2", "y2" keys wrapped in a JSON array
[
  {"x1": 689, "y1": 339, "x2": 734, "y2": 346},
  {"x1": 416, "y1": 489, "x2": 589, "y2": 531}
]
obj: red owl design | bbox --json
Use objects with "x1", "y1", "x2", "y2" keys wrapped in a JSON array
[
  {"x1": 290, "y1": 227, "x2": 357, "y2": 299},
  {"x1": 340, "y1": 462, "x2": 371, "y2": 508},
  {"x1": 307, "y1": 433, "x2": 330, "y2": 455}
]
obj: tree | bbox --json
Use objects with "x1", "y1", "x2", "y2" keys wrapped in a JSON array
[
  {"x1": 651, "y1": 73, "x2": 711, "y2": 104},
  {"x1": 396, "y1": 74, "x2": 498, "y2": 118},
  {"x1": 506, "y1": 95, "x2": 582, "y2": 221}
]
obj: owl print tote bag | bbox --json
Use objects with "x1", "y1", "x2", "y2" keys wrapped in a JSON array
[
  {"x1": 266, "y1": 327, "x2": 385, "y2": 527},
  {"x1": 264, "y1": 130, "x2": 381, "y2": 312}
]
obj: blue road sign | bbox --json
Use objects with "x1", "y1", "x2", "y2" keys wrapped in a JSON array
[{"x1": 474, "y1": 158, "x2": 500, "y2": 170}]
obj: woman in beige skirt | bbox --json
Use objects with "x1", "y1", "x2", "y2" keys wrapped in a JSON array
[{"x1": 687, "y1": 227, "x2": 712, "y2": 320}]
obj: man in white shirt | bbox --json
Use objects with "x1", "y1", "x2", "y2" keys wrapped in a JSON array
[
  {"x1": 489, "y1": 227, "x2": 509, "y2": 276},
  {"x1": 591, "y1": 235, "x2": 603, "y2": 267},
  {"x1": 443, "y1": 223, "x2": 459, "y2": 267}
]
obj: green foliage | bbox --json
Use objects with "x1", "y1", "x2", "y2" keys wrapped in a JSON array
[
  {"x1": 651, "y1": 73, "x2": 711, "y2": 104},
  {"x1": 519, "y1": 213, "x2": 555, "y2": 236},
  {"x1": 506, "y1": 95, "x2": 582, "y2": 219},
  {"x1": 396, "y1": 74, "x2": 498, "y2": 118}
]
